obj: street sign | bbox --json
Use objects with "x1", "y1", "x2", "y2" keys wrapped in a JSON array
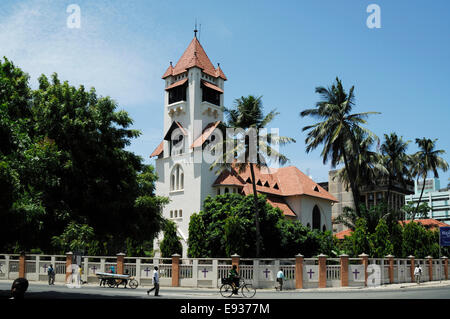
[{"x1": 440, "y1": 227, "x2": 450, "y2": 247}]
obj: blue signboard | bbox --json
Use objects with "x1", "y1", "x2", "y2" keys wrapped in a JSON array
[{"x1": 440, "y1": 227, "x2": 450, "y2": 247}]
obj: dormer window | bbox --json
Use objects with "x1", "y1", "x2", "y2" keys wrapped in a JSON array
[
  {"x1": 273, "y1": 183, "x2": 279, "y2": 190},
  {"x1": 257, "y1": 180, "x2": 262, "y2": 186},
  {"x1": 314, "y1": 186, "x2": 320, "y2": 192},
  {"x1": 264, "y1": 181, "x2": 270, "y2": 187}
]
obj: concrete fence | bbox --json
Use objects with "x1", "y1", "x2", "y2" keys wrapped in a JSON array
[{"x1": 0, "y1": 252, "x2": 447, "y2": 289}]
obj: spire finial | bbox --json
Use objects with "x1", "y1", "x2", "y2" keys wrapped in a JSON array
[{"x1": 194, "y1": 19, "x2": 198, "y2": 38}]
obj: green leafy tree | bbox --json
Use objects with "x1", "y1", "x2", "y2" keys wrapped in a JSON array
[
  {"x1": 370, "y1": 219, "x2": 394, "y2": 257},
  {"x1": 0, "y1": 58, "x2": 167, "y2": 254},
  {"x1": 188, "y1": 193, "x2": 328, "y2": 258},
  {"x1": 346, "y1": 218, "x2": 371, "y2": 256},
  {"x1": 51, "y1": 221, "x2": 95, "y2": 253},
  {"x1": 160, "y1": 220, "x2": 182, "y2": 258},
  {"x1": 401, "y1": 202, "x2": 430, "y2": 221},
  {"x1": 402, "y1": 221, "x2": 431, "y2": 258},
  {"x1": 300, "y1": 77, "x2": 379, "y2": 216}
]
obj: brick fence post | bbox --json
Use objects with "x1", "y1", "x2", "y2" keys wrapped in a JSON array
[
  {"x1": 359, "y1": 253, "x2": 369, "y2": 287},
  {"x1": 443, "y1": 257, "x2": 448, "y2": 280},
  {"x1": 172, "y1": 254, "x2": 180, "y2": 287},
  {"x1": 19, "y1": 252, "x2": 26, "y2": 278},
  {"x1": 295, "y1": 253, "x2": 304, "y2": 289},
  {"x1": 340, "y1": 254, "x2": 349, "y2": 287},
  {"x1": 65, "y1": 252, "x2": 73, "y2": 283},
  {"x1": 426, "y1": 256, "x2": 433, "y2": 281},
  {"x1": 231, "y1": 254, "x2": 240, "y2": 273},
  {"x1": 408, "y1": 255, "x2": 415, "y2": 283},
  {"x1": 386, "y1": 255, "x2": 394, "y2": 284},
  {"x1": 318, "y1": 254, "x2": 327, "y2": 288},
  {"x1": 117, "y1": 253, "x2": 125, "y2": 275}
]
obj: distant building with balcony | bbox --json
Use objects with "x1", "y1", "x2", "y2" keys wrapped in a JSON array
[
  {"x1": 405, "y1": 178, "x2": 450, "y2": 225},
  {"x1": 322, "y1": 169, "x2": 415, "y2": 233}
]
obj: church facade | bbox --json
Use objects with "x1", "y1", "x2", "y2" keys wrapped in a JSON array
[{"x1": 150, "y1": 35, "x2": 338, "y2": 257}]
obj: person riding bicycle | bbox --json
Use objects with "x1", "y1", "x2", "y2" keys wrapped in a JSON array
[{"x1": 228, "y1": 265, "x2": 240, "y2": 294}]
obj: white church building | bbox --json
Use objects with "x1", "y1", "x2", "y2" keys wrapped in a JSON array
[{"x1": 150, "y1": 34, "x2": 338, "y2": 257}]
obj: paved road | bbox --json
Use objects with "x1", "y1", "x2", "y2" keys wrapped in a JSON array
[{"x1": 1, "y1": 281, "x2": 449, "y2": 299}]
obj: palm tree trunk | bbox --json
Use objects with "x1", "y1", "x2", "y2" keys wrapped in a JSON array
[
  {"x1": 342, "y1": 149, "x2": 361, "y2": 216},
  {"x1": 413, "y1": 174, "x2": 427, "y2": 219},
  {"x1": 249, "y1": 163, "x2": 261, "y2": 258}
]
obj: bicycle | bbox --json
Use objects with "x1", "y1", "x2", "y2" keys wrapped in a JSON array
[{"x1": 220, "y1": 277, "x2": 256, "y2": 298}]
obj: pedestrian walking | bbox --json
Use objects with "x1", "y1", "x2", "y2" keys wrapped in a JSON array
[
  {"x1": 147, "y1": 266, "x2": 160, "y2": 296},
  {"x1": 47, "y1": 264, "x2": 55, "y2": 285},
  {"x1": 414, "y1": 264, "x2": 422, "y2": 284},
  {"x1": 276, "y1": 268, "x2": 285, "y2": 291}
]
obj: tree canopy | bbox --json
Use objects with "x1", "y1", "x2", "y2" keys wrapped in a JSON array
[{"x1": 0, "y1": 58, "x2": 167, "y2": 255}]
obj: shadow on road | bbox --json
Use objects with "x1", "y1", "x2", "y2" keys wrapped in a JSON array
[{"x1": 0, "y1": 289, "x2": 138, "y2": 299}]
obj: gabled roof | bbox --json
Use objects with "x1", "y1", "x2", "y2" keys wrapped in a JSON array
[
  {"x1": 150, "y1": 141, "x2": 164, "y2": 158},
  {"x1": 162, "y1": 37, "x2": 227, "y2": 80},
  {"x1": 163, "y1": 121, "x2": 187, "y2": 141},
  {"x1": 190, "y1": 121, "x2": 221, "y2": 148}
]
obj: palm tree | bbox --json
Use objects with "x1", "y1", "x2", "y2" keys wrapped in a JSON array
[
  {"x1": 380, "y1": 133, "x2": 411, "y2": 207},
  {"x1": 333, "y1": 127, "x2": 386, "y2": 191},
  {"x1": 300, "y1": 77, "x2": 379, "y2": 215},
  {"x1": 410, "y1": 138, "x2": 448, "y2": 218},
  {"x1": 210, "y1": 95, "x2": 295, "y2": 257}
]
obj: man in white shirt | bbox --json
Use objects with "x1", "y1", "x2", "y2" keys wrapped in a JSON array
[
  {"x1": 147, "y1": 266, "x2": 160, "y2": 296},
  {"x1": 276, "y1": 269, "x2": 285, "y2": 291},
  {"x1": 414, "y1": 264, "x2": 422, "y2": 284}
]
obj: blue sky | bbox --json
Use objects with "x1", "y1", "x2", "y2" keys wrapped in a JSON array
[{"x1": 1, "y1": 0, "x2": 449, "y2": 186}]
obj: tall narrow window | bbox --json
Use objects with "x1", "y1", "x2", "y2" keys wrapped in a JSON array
[
  {"x1": 312, "y1": 205, "x2": 321, "y2": 230},
  {"x1": 180, "y1": 173, "x2": 184, "y2": 190}
]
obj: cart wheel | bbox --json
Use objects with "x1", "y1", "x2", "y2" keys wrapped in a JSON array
[
  {"x1": 107, "y1": 278, "x2": 117, "y2": 288},
  {"x1": 129, "y1": 279, "x2": 138, "y2": 289}
]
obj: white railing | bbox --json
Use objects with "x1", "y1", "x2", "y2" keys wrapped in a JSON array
[{"x1": 326, "y1": 265, "x2": 341, "y2": 280}]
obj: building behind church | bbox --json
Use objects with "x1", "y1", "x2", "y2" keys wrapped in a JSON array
[{"x1": 150, "y1": 35, "x2": 337, "y2": 257}]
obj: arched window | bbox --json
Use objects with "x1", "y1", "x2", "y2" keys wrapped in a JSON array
[
  {"x1": 175, "y1": 210, "x2": 178, "y2": 218},
  {"x1": 217, "y1": 188, "x2": 220, "y2": 195},
  {"x1": 322, "y1": 225, "x2": 327, "y2": 232},
  {"x1": 307, "y1": 223, "x2": 311, "y2": 229},
  {"x1": 179, "y1": 210, "x2": 182, "y2": 218},
  {"x1": 180, "y1": 173, "x2": 184, "y2": 190},
  {"x1": 312, "y1": 205, "x2": 321, "y2": 230},
  {"x1": 171, "y1": 174, "x2": 175, "y2": 191},
  {"x1": 170, "y1": 210, "x2": 173, "y2": 218},
  {"x1": 224, "y1": 187, "x2": 229, "y2": 194},
  {"x1": 170, "y1": 164, "x2": 184, "y2": 191}
]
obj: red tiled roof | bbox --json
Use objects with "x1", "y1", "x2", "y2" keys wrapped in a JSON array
[
  {"x1": 165, "y1": 78, "x2": 188, "y2": 91},
  {"x1": 220, "y1": 165, "x2": 338, "y2": 202},
  {"x1": 266, "y1": 196, "x2": 296, "y2": 217},
  {"x1": 335, "y1": 219, "x2": 449, "y2": 239},
  {"x1": 213, "y1": 165, "x2": 337, "y2": 210},
  {"x1": 335, "y1": 229, "x2": 353, "y2": 240},
  {"x1": 162, "y1": 37, "x2": 226, "y2": 80},
  {"x1": 201, "y1": 80, "x2": 224, "y2": 93},
  {"x1": 400, "y1": 219, "x2": 449, "y2": 228},
  {"x1": 190, "y1": 121, "x2": 221, "y2": 148},
  {"x1": 213, "y1": 169, "x2": 246, "y2": 187},
  {"x1": 150, "y1": 141, "x2": 163, "y2": 158}
]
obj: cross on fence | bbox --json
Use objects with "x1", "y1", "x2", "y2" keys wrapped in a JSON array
[
  {"x1": 353, "y1": 268, "x2": 360, "y2": 280},
  {"x1": 263, "y1": 269, "x2": 270, "y2": 279},
  {"x1": 91, "y1": 266, "x2": 97, "y2": 274},
  {"x1": 144, "y1": 267, "x2": 151, "y2": 277},
  {"x1": 307, "y1": 269, "x2": 314, "y2": 279},
  {"x1": 202, "y1": 268, "x2": 209, "y2": 278}
]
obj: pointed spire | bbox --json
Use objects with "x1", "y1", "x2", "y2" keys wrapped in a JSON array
[{"x1": 162, "y1": 36, "x2": 227, "y2": 80}]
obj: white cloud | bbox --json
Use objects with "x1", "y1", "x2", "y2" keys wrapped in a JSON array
[{"x1": 0, "y1": 0, "x2": 168, "y2": 107}]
